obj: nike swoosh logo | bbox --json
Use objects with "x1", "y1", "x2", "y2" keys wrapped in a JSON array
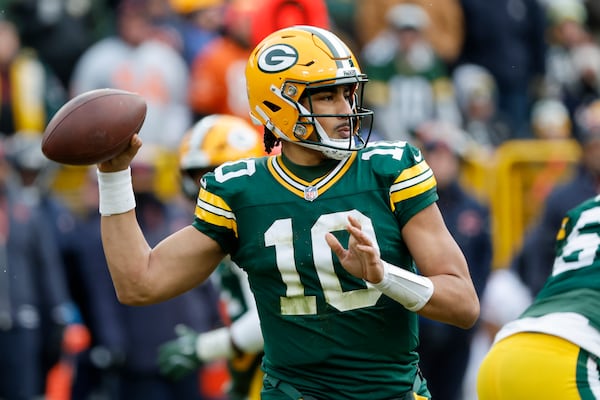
[{"x1": 414, "y1": 150, "x2": 423, "y2": 162}]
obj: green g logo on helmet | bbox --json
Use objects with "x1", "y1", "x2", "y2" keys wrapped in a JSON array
[{"x1": 257, "y1": 44, "x2": 298, "y2": 73}]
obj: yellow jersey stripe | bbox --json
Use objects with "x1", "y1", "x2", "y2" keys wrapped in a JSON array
[
  {"x1": 394, "y1": 160, "x2": 430, "y2": 184},
  {"x1": 390, "y1": 164, "x2": 436, "y2": 210},
  {"x1": 195, "y1": 188, "x2": 238, "y2": 236},
  {"x1": 267, "y1": 157, "x2": 305, "y2": 197},
  {"x1": 272, "y1": 156, "x2": 319, "y2": 187},
  {"x1": 318, "y1": 153, "x2": 355, "y2": 193},
  {"x1": 267, "y1": 153, "x2": 357, "y2": 199}
]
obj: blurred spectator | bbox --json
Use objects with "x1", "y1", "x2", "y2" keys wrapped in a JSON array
[
  {"x1": 167, "y1": 0, "x2": 226, "y2": 65},
  {"x1": 0, "y1": 139, "x2": 74, "y2": 399},
  {"x1": 546, "y1": 0, "x2": 590, "y2": 47},
  {"x1": 248, "y1": 0, "x2": 329, "y2": 48},
  {"x1": 453, "y1": 63, "x2": 511, "y2": 151},
  {"x1": 525, "y1": 98, "x2": 578, "y2": 205},
  {"x1": 159, "y1": 115, "x2": 266, "y2": 400},
  {"x1": 511, "y1": 98, "x2": 600, "y2": 296},
  {"x1": 567, "y1": 42, "x2": 600, "y2": 115},
  {"x1": 68, "y1": 150, "x2": 225, "y2": 400},
  {"x1": 3, "y1": 133, "x2": 81, "y2": 376},
  {"x1": 0, "y1": 18, "x2": 66, "y2": 137},
  {"x1": 2, "y1": 134, "x2": 78, "y2": 260},
  {"x1": 5, "y1": 0, "x2": 115, "y2": 87},
  {"x1": 586, "y1": 0, "x2": 600, "y2": 38},
  {"x1": 66, "y1": 169, "x2": 130, "y2": 400},
  {"x1": 527, "y1": 99, "x2": 577, "y2": 214},
  {"x1": 187, "y1": 0, "x2": 256, "y2": 123},
  {"x1": 413, "y1": 121, "x2": 492, "y2": 400},
  {"x1": 530, "y1": 98, "x2": 572, "y2": 140},
  {"x1": 361, "y1": 3, "x2": 461, "y2": 141},
  {"x1": 187, "y1": 0, "x2": 329, "y2": 127},
  {"x1": 543, "y1": 0, "x2": 598, "y2": 114},
  {"x1": 355, "y1": 0, "x2": 465, "y2": 65},
  {"x1": 457, "y1": 0, "x2": 548, "y2": 139},
  {"x1": 70, "y1": 0, "x2": 192, "y2": 151}
]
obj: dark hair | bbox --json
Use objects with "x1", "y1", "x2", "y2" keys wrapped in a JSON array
[{"x1": 264, "y1": 127, "x2": 280, "y2": 154}]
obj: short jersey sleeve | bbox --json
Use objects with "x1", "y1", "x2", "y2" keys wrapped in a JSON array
[{"x1": 363, "y1": 141, "x2": 438, "y2": 227}]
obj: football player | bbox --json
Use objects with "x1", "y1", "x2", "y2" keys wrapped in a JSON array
[
  {"x1": 477, "y1": 194, "x2": 600, "y2": 399},
  {"x1": 158, "y1": 114, "x2": 266, "y2": 400},
  {"x1": 97, "y1": 26, "x2": 479, "y2": 400}
]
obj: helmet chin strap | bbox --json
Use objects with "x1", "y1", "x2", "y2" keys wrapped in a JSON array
[{"x1": 293, "y1": 105, "x2": 357, "y2": 160}]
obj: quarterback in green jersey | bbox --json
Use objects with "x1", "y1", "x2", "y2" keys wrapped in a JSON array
[
  {"x1": 97, "y1": 26, "x2": 479, "y2": 400},
  {"x1": 478, "y1": 194, "x2": 600, "y2": 399}
]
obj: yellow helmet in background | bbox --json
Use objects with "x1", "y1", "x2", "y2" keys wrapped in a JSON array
[
  {"x1": 179, "y1": 114, "x2": 264, "y2": 170},
  {"x1": 245, "y1": 25, "x2": 373, "y2": 160},
  {"x1": 179, "y1": 114, "x2": 264, "y2": 198},
  {"x1": 168, "y1": 0, "x2": 224, "y2": 14}
]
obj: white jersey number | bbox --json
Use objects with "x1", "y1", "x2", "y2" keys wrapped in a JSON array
[
  {"x1": 553, "y1": 207, "x2": 600, "y2": 276},
  {"x1": 265, "y1": 210, "x2": 382, "y2": 315}
]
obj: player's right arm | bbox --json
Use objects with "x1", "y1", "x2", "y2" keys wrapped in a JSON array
[{"x1": 98, "y1": 135, "x2": 226, "y2": 306}]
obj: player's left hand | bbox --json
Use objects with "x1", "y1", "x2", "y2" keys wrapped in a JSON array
[
  {"x1": 157, "y1": 324, "x2": 202, "y2": 380},
  {"x1": 325, "y1": 215, "x2": 384, "y2": 284}
]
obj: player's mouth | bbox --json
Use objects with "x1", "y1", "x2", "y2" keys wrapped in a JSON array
[{"x1": 335, "y1": 123, "x2": 351, "y2": 138}]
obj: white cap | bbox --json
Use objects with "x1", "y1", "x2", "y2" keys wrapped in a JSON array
[
  {"x1": 452, "y1": 63, "x2": 497, "y2": 111},
  {"x1": 546, "y1": 0, "x2": 587, "y2": 25},
  {"x1": 386, "y1": 3, "x2": 429, "y2": 31}
]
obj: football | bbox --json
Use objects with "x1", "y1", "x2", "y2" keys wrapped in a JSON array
[{"x1": 42, "y1": 88, "x2": 147, "y2": 165}]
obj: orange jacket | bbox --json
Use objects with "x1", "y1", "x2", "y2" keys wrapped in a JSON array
[{"x1": 188, "y1": 37, "x2": 253, "y2": 124}]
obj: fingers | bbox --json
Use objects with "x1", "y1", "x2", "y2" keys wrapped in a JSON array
[
  {"x1": 326, "y1": 216, "x2": 371, "y2": 256},
  {"x1": 325, "y1": 232, "x2": 345, "y2": 258},
  {"x1": 97, "y1": 134, "x2": 143, "y2": 172},
  {"x1": 347, "y1": 215, "x2": 361, "y2": 229},
  {"x1": 346, "y1": 216, "x2": 372, "y2": 247},
  {"x1": 129, "y1": 134, "x2": 143, "y2": 152}
]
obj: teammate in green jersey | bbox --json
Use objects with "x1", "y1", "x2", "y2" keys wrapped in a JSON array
[
  {"x1": 97, "y1": 25, "x2": 479, "y2": 400},
  {"x1": 158, "y1": 114, "x2": 267, "y2": 399},
  {"x1": 477, "y1": 194, "x2": 600, "y2": 399}
]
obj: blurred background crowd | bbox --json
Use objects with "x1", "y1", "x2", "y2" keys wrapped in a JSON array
[{"x1": 0, "y1": 0, "x2": 599, "y2": 399}]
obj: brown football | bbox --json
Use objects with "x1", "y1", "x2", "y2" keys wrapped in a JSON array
[{"x1": 42, "y1": 88, "x2": 147, "y2": 165}]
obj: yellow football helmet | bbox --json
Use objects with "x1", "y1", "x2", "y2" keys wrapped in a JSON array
[
  {"x1": 246, "y1": 25, "x2": 373, "y2": 160},
  {"x1": 168, "y1": 0, "x2": 224, "y2": 14},
  {"x1": 179, "y1": 114, "x2": 264, "y2": 198}
]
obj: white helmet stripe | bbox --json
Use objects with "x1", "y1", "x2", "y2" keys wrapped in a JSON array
[
  {"x1": 189, "y1": 114, "x2": 219, "y2": 150},
  {"x1": 297, "y1": 25, "x2": 353, "y2": 70}
]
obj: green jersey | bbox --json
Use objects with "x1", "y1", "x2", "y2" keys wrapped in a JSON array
[
  {"x1": 214, "y1": 259, "x2": 264, "y2": 399},
  {"x1": 193, "y1": 141, "x2": 437, "y2": 399},
  {"x1": 495, "y1": 194, "x2": 600, "y2": 358}
]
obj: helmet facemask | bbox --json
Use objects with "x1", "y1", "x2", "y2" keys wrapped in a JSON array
[{"x1": 281, "y1": 79, "x2": 374, "y2": 160}]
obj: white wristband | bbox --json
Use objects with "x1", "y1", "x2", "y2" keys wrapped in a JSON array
[
  {"x1": 230, "y1": 310, "x2": 264, "y2": 354},
  {"x1": 196, "y1": 327, "x2": 233, "y2": 362},
  {"x1": 370, "y1": 261, "x2": 434, "y2": 312},
  {"x1": 97, "y1": 167, "x2": 136, "y2": 216}
]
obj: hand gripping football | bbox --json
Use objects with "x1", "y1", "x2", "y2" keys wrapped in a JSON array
[{"x1": 42, "y1": 88, "x2": 147, "y2": 165}]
